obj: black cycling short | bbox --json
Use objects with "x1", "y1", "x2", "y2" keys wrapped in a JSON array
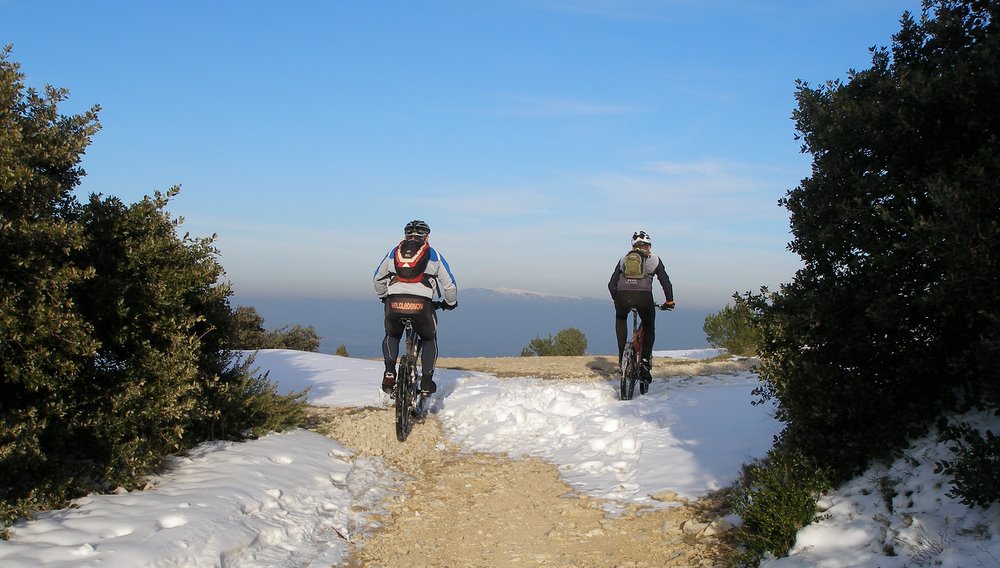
[
  {"x1": 613, "y1": 290, "x2": 656, "y2": 321},
  {"x1": 383, "y1": 295, "x2": 438, "y2": 340},
  {"x1": 613, "y1": 290, "x2": 657, "y2": 360}
]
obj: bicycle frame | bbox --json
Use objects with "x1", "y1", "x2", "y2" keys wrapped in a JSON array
[
  {"x1": 392, "y1": 300, "x2": 445, "y2": 442},
  {"x1": 618, "y1": 301, "x2": 669, "y2": 400},
  {"x1": 394, "y1": 318, "x2": 427, "y2": 442}
]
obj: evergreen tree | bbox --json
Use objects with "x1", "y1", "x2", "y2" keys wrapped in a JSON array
[
  {"x1": 232, "y1": 305, "x2": 270, "y2": 349},
  {"x1": 553, "y1": 327, "x2": 587, "y2": 356},
  {"x1": 231, "y1": 305, "x2": 321, "y2": 352},
  {"x1": 1, "y1": 48, "x2": 306, "y2": 530},
  {"x1": 731, "y1": 4, "x2": 1000, "y2": 561},
  {"x1": 268, "y1": 324, "x2": 321, "y2": 352},
  {"x1": 71, "y1": 189, "x2": 238, "y2": 484},
  {"x1": 521, "y1": 327, "x2": 587, "y2": 356},
  {"x1": 753, "y1": 0, "x2": 1000, "y2": 480},
  {"x1": 703, "y1": 297, "x2": 762, "y2": 356},
  {"x1": 0, "y1": 46, "x2": 101, "y2": 520}
]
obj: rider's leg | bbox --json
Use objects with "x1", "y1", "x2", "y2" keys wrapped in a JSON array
[
  {"x1": 612, "y1": 294, "x2": 631, "y2": 364},
  {"x1": 381, "y1": 333, "x2": 402, "y2": 369},
  {"x1": 381, "y1": 333, "x2": 402, "y2": 392},
  {"x1": 614, "y1": 316, "x2": 627, "y2": 364},
  {"x1": 382, "y1": 307, "x2": 405, "y2": 392},
  {"x1": 636, "y1": 299, "x2": 657, "y2": 379},
  {"x1": 413, "y1": 303, "x2": 439, "y2": 394},
  {"x1": 419, "y1": 338, "x2": 438, "y2": 393},
  {"x1": 637, "y1": 302, "x2": 656, "y2": 359}
]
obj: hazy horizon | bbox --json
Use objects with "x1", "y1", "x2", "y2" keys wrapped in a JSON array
[{"x1": 237, "y1": 287, "x2": 715, "y2": 358}]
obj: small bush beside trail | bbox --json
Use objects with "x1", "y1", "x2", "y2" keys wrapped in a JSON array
[
  {"x1": 232, "y1": 305, "x2": 321, "y2": 352},
  {"x1": 703, "y1": 297, "x2": 761, "y2": 357},
  {"x1": 521, "y1": 327, "x2": 588, "y2": 356}
]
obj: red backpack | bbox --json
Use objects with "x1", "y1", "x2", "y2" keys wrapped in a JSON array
[{"x1": 394, "y1": 239, "x2": 431, "y2": 283}]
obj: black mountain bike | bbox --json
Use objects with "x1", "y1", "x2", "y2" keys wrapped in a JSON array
[
  {"x1": 394, "y1": 302, "x2": 443, "y2": 442},
  {"x1": 620, "y1": 303, "x2": 670, "y2": 401}
]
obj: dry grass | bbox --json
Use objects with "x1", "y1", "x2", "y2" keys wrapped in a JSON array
[{"x1": 435, "y1": 353, "x2": 753, "y2": 381}]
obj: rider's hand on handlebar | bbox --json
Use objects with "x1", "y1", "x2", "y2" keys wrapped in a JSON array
[
  {"x1": 661, "y1": 301, "x2": 675, "y2": 311},
  {"x1": 440, "y1": 301, "x2": 457, "y2": 311}
]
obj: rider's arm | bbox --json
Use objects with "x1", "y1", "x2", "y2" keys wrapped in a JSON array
[
  {"x1": 608, "y1": 260, "x2": 623, "y2": 298},
  {"x1": 430, "y1": 248, "x2": 458, "y2": 306},
  {"x1": 653, "y1": 258, "x2": 674, "y2": 303},
  {"x1": 373, "y1": 248, "x2": 396, "y2": 299}
]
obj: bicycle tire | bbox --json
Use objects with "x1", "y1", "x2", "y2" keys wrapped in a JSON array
[
  {"x1": 637, "y1": 326, "x2": 649, "y2": 395},
  {"x1": 620, "y1": 342, "x2": 637, "y2": 400},
  {"x1": 394, "y1": 357, "x2": 413, "y2": 441}
]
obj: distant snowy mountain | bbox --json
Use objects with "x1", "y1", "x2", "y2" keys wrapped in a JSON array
[
  {"x1": 466, "y1": 287, "x2": 585, "y2": 301},
  {"x1": 238, "y1": 289, "x2": 713, "y2": 358}
]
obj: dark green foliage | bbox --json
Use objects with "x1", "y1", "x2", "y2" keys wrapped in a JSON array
[
  {"x1": 728, "y1": 447, "x2": 831, "y2": 566},
  {"x1": 71, "y1": 190, "x2": 219, "y2": 485},
  {"x1": 733, "y1": 1, "x2": 1000, "y2": 558},
  {"x1": 233, "y1": 305, "x2": 270, "y2": 348},
  {"x1": 703, "y1": 296, "x2": 762, "y2": 356},
  {"x1": 232, "y1": 305, "x2": 321, "y2": 352},
  {"x1": 1, "y1": 45, "x2": 102, "y2": 530},
  {"x1": 521, "y1": 337, "x2": 553, "y2": 357},
  {"x1": 935, "y1": 421, "x2": 1000, "y2": 508},
  {"x1": 753, "y1": 0, "x2": 1000, "y2": 478},
  {"x1": 270, "y1": 324, "x2": 321, "y2": 352},
  {"x1": 520, "y1": 327, "x2": 588, "y2": 356},
  {"x1": 191, "y1": 353, "x2": 309, "y2": 441},
  {"x1": 0, "y1": 47, "x2": 307, "y2": 534},
  {"x1": 335, "y1": 344, "x2": 349, "y2": 357}
]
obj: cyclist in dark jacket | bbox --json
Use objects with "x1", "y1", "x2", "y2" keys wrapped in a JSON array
[
  {"x1": 608, "y1": 230, "x2": 675, "y2": 381},
  {"x1": 373, "y1": 220, "x2": 458, "y2": 395}
]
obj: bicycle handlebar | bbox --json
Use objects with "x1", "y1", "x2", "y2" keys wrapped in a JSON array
[{"x1": 630, "y1": 302, "x2": 673, "y2": 315}]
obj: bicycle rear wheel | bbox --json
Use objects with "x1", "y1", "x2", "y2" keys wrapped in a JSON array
[
  {"x1": 620, "y1": 342, "x2": 637, "y2": 400},
  {"x1": 394, "y1": 358, "x2": 414, "y2": 441}
]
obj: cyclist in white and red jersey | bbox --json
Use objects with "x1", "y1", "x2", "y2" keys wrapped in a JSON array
[{"x1": 373, "y1": 220, "x2": 458, "y2": 395}]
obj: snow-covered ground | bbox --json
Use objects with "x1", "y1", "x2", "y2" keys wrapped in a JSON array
[
  {"x1": 653, "y1": 347, "x2": 727, "y2": 360},
  {"x1": 761, "y1": 405, "x2": 1000, "y2": 568},
  {"x1": 1, "y1": 349, "x2": 996, "y2": 567}
]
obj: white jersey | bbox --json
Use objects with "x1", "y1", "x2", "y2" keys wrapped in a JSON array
[{"x1": 373, "y1": 243, "x2": 458, "y2": 304}]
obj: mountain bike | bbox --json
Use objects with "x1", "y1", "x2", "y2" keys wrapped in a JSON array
[
  {"x1": 394, "y1": 301, "x2": 444, "y2": 442},
  {"x1": 620, "y1": 303, "x2": 670, "y2": 401}
]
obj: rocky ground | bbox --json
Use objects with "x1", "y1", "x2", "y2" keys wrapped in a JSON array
[{"x1": 304, "y1": 355, "x2": 751, "y2": 567}]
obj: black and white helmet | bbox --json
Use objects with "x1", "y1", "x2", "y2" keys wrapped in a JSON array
[
  {"x1": 632, "y1": 230, "x2": 651, "y2": 247},
  {"x1": 404, "y1": 219, "x2": 430, "y2": 237}
]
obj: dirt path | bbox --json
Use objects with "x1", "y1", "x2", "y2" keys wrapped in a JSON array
[{"x1": 305, "y1": 357, "x2": 747, "y2": 567}]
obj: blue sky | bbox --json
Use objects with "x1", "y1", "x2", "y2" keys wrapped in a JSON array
[{"x1": 5, "y1": 1, "x2": 919, "y2": 309}]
